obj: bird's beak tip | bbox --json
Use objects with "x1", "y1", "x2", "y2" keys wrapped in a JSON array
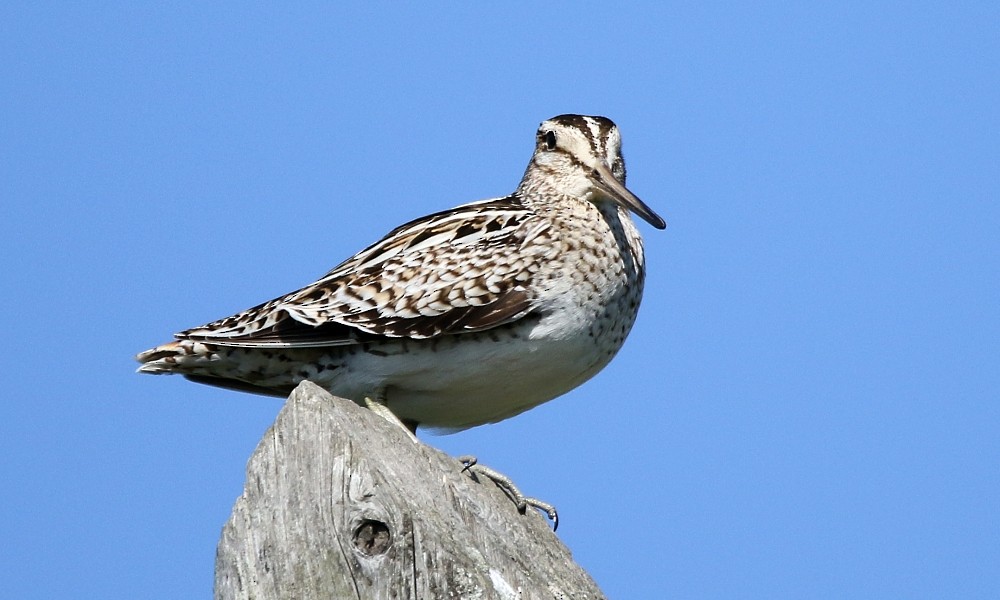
[{"x1": 591, "y1": 164, "x2": 666, "y2": 231}]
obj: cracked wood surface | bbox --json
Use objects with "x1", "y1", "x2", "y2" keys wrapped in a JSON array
[{"x1": 214, "y1": 381, "x2": 605, "y2": 599}]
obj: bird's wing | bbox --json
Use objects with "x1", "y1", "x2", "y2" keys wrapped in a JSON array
[{"x1": 176, "y1": 196, "x2": 557, "y2": 348}]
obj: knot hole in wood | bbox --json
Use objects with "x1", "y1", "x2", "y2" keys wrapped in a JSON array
[{"x1": 353, "y1": 519, "x2": 391, "y2": 556}]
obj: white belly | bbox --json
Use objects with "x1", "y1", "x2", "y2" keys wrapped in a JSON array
[{"x1": 313, "y1": 313, "x2": 619, "y2": 431}]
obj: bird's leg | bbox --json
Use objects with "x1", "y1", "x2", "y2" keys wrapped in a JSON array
[
  {"x1": 458, "y1": 455, "x2": 559, "y2": 530},
  {"x1": 363, "y1": 392, "x2": 557, "y2": 528},
  {"x1": 364, "y1": 389, "x2": 419, "y2": 443}
]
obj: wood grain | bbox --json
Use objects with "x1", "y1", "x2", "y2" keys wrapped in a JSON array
[{"x1": 215, "y1": 381, "x2": 605, "y2": 599}]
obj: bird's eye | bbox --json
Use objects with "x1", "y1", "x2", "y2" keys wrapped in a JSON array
[{"x1": 544, "y1": 131, "x2": 557, "y2": 150}]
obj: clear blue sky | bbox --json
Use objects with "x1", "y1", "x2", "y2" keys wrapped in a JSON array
[{"x1": 2, "y1": 3, "x2": 997, "y2": 598}]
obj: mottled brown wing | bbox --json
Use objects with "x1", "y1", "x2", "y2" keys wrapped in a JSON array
[{"x1": 177, "y1": 196, "x2": 555, "y2": 348}]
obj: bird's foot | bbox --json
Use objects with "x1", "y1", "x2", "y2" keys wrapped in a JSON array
[
  {"x1": 364, "y1": 395, "x2": 419, "y2": 443},
  {"x1": 458, "y1": 455, "x2": 559, "y2": 530}
]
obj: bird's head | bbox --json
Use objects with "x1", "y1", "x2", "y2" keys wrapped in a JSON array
[{"x1": 522, "y1": 114, "x2": 666, "y2": 230}]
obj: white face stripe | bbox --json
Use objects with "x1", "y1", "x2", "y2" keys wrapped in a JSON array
[
  {"x1": 584, "y1": 117, "x2": 608, "y2": 158},
  {"x1": 536, "y1": 114, "x2": 624, "y2": 180}
]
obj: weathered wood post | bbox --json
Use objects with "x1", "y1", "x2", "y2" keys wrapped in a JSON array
[{"x1": 214, "y1": 381, "x2": 606, "y2": 599}]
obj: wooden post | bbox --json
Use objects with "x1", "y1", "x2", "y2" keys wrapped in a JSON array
[{"x1": 215, "y1": 381, "x2": 606, "y2": 599}]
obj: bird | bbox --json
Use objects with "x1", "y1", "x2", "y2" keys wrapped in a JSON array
[
  {"x1": 137, "y1": 115, "x2": 663, "y2": 525},
  {"x1": 136, "y1": 114, "x2": 665, "y2": 434}
]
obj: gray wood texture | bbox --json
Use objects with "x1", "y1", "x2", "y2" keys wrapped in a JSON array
[{"x1": 215, "y1": 381, "x2": 606, "y2": 599}]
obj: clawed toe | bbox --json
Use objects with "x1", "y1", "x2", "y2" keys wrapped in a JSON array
[{"x1": 458, "y1": 455, "x2": 559, "y2": 530}]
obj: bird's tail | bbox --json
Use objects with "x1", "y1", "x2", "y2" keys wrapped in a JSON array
[
  {"x1": 135, "y1": 340, "x2": 219, "y2": 375},
  {"x1": 135, "y1": 340, "x2": 301, "y2": 397}
]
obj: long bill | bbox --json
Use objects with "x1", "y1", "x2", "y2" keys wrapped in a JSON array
[{"x1": 590, "y1": 163, "x2": 666, "y2": 230}]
